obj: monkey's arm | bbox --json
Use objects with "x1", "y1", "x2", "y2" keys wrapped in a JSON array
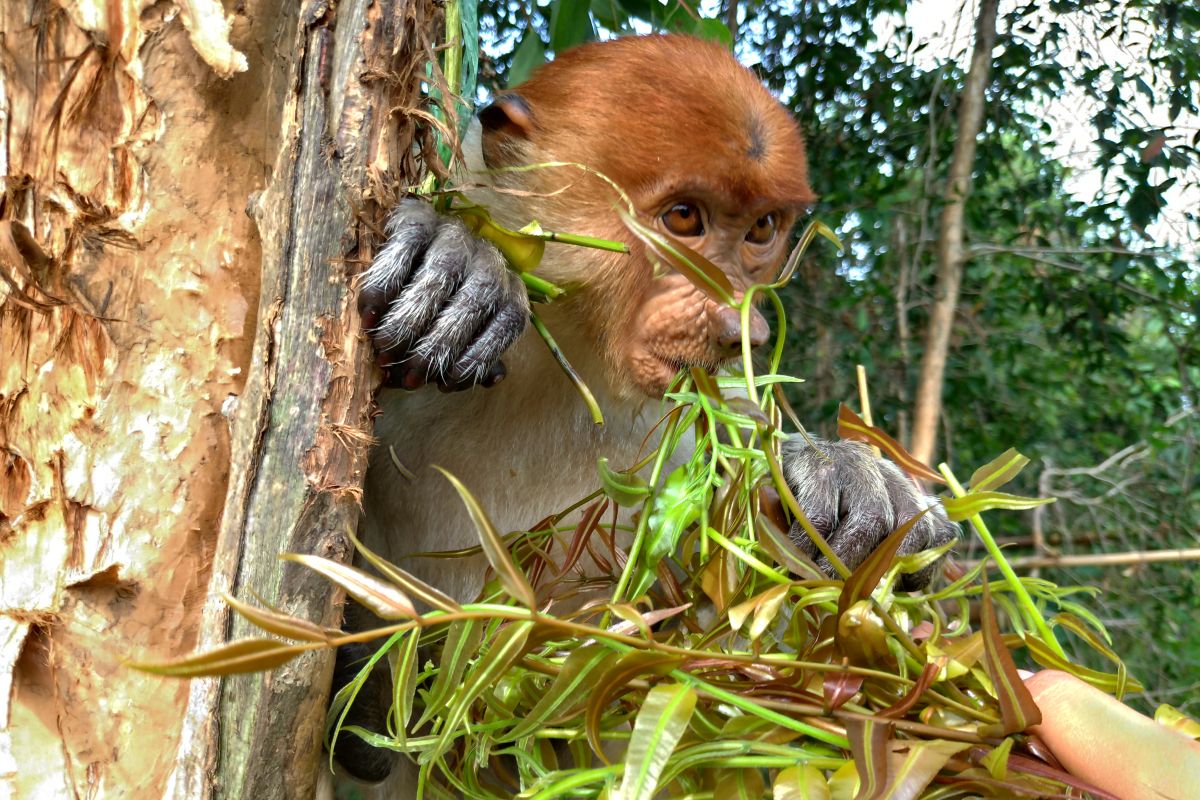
[
  {"x1": 358, "y1": 198, "x2": 530, "y2": 391},
  {"x1": 781, "y1": 436, "x2": 958, "y2": 590}
]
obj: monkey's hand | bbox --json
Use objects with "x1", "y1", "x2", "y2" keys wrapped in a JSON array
[
  {"x1": 358, "y1": 198, "x2": 530, "y2": 391},
  {"x1": 780, "y1": 436, "x2": 958, "y2": 591}
]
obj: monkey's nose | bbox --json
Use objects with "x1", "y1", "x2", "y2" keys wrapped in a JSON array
[{"x1": 713, "y1": 306, "x2": 770, "y2": 354}]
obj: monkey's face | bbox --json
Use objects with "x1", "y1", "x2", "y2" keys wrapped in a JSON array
[
  {"x1": 477, "y1": 35, "x2": 817, "y2": 399},
  {"x1": 613, "y1": 193, "x2": 800, "y2": 397}
]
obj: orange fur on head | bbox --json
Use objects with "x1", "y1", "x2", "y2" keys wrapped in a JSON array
[{"x1": 479, "y1": 34, "x2": 815, "y2": 397}]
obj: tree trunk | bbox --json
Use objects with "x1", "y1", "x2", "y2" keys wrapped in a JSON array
[
  {"x1": 909, "y1": 0, "x2": 999, "y2": 466},
  {"x1": 0, "y1": 1, "x2": 436, "y2": 797}
]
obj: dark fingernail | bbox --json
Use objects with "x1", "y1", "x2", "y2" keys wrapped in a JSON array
[
  {"x1": 481, "y1": 362, "x2": 507, "y2": 388},
  {"x1": 401, "y1": 369, "x2": 427, "y2": 390},
  {"x1": 360, "y1": 307, "x2": 381, "y2": 329}
]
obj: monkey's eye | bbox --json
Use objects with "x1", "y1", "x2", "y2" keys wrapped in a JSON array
[
  {"x1": 661, "y1": 203, "x2": 705, "y2": 237},
  {"x1": 746, "y1": 212, "x2": 778, "y2": 245}
]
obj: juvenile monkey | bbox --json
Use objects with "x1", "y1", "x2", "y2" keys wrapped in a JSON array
[{"x1": 344, "y1": 34, "x2": 957, "y2": 787}]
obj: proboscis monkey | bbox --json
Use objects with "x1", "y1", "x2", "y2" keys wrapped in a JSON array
[{"x1": 339, "y1": 34, "x2": 957, "y2": 789}]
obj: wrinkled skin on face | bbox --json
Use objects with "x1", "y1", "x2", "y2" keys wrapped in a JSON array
[{"x1": 618, "y1": 198, "x2": 799, "y2": 396}]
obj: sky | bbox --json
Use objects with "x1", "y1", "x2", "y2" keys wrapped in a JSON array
[{"x1": 891, "y1": 0, "x2": 1199, "y2": 254}]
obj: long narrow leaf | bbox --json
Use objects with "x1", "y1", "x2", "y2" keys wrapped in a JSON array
[
  {"x1": 502, "y1": 644, "x2": 619, "y2": 742},
  {"x1": 130, "y1": 638, "x2": 305, "y2": 677},
  {"x1": 415, "y1": 619, "x2": 483, "y2": 729},
  {"x1": 838, "y1": 509, "x2": 930, "y2": 617},
  {"x1": 942, "y1": 491, "x2": 1054, "y2": 522},
  {"x1": 347, "y1": 529, "x2": 462, "y2": 612},
  {"x1": 435, "y1": 466, "x2": 538, "y2": 608},
  {"x1": 614, "y1": 683, "x2": 697, "y2": 800},
  {"x1": 425, "y1": 620, "x2": 535, "y2": 763},
  {"x1": 967, "y1": 449, "x2": 1029, "y2": 493},
  {"x1": 881, "y1": 739, "x2": 970, "y2": 800},
  {"x1": 221, "y1": 592, "x2": 335, "y2": 642},
  {"x1": 282, "y1": 553, "x2": 417, "y2": 619},
  {"x1": 846, "y1": 717, "x2": 893, "y2": 800},
  {"x1": 619, "y1": 209, "x2": 735, "y2": 303},
  {"x1": 979, "y1": 581, "x2": 1042, "y2": 735},
  {"x1": 586, "y1": 652, "x2": 683, "y2": 760},
  {"x1": 837, "y1": 405, "x2": 942, "y2": 484}
]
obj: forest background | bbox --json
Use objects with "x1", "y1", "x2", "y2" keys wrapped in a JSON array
[{"x1": 476, "y1": 0, "x2": 1200, "y2": 712}]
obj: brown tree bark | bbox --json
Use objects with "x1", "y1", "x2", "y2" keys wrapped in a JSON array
[
  {"x1": 909, "y1": 0, "x2": 999, "y2": 466},
  {"x1": 0, "y1": 1, "x2": 436, "y2": 797}
]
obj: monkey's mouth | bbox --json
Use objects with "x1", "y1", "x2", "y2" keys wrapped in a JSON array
[{"x1": 649, "y1": 352, "x2": 731, "y2": 392}]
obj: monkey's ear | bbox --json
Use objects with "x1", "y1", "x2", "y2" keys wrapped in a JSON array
[{"x1": 479, "y1": 93, "x2": 534, "y2": 167}]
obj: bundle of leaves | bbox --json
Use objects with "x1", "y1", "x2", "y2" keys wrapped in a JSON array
[{"x1": 139, "y1": 221, "x2": 1156, "y2": 798}]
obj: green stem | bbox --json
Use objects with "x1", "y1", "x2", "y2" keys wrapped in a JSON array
[
  {"x1": 611, "y1": 405, "x2": 684, "y2": 603},
  {"x1": 939, "y1": 463, "x2": 1066, "y2": 658}
]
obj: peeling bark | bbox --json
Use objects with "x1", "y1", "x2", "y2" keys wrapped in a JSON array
[{"x1": 0, "y1": 1, "x2": 436, "y2": 797}]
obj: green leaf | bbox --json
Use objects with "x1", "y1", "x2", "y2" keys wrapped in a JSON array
[
  {"x1": 388, "y1": 629, "x2": 421, "y2": 743},
  {"x1": 508, "y1": 31, "x2": 546, "y2": 88},
  {"x1": 1024, "y1": 634, "x2": 1143, "y2": 694},
  {"x1": 694, "y1": 18, "x2": 733, "y2": 48},
  {"x1": 598, "y1": 457, "x2": 651, "y2": 506},
  {"x1": 614, "y1": 683, "x2": 697, "y2": 800},
  {"x1": 502, "y1": 644, "x2": 619, "y2": 741},
  {"x1": 773, "y1": 765, "x2": 831, "y2": 800},
  {"x1": 425, "y1": 620, "x2": 535, "y2": 763},
  {"x1": 589, "y1": 0, "x2": 629, "y2": 29},
  {"x1": 1154, "y1": 705, "x2": 1200, "y2": 740},
  {"x1": 549, "y1": 0, "x2": 595, "y2": 52},
  {"x1": 967, "y1": 449, "x2": 1030, "y2": 493},
  {"x1": 435, "y1": 466, "x2": 538, "y2": 608},
  {"x1": 453, "y1": 203, "x2": 546, "y2": 272},
  {"x1": 981, "y1": 737, "x2": 1014, "y2": 780},
  {"x1": 328, "y1": 633, "x2": 400, "y2": 762},
  {"x1": 632, "y1": 464, "x2": 704, "y2": 597},
  {"x1": 415, "y1": 619, "x2": 483, "y2": 728},
  {"x1": 531, "y1": 310, "x2": 605, "y2": 425},
  {"x1": 728, "y1": 583, "x2": 791, "y2": 641},
  {"x1": 281, "y1": 553, "x2": 417, "y2": 619},
  {"x1": 942, "y1": 491, "x2": 1054, "y2": 522},
  {"x1": 130, "y1": 638, "x2": 305, "y2": 677}
]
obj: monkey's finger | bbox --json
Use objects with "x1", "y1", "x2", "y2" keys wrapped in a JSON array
[
  {"x1": 377, "y1": 353, "x2": 434, "y2": 391},
  {"x1": 874, "y1": 459, "x2": 958, "y2": 590},
  {"x1": 436, "y1": 361, "x2": 507, "y2": 393},
  {"x1": 359, "y1": 199, "x2": 440, "y2": 310},
  {"x1": 413, "y1": 244, "x2": 508, "y2": 377},
  {"x1": 445, "y1": 297, "x2": 528, "y2": 386},
  {"x1": 897, "y1": 502, "x2": 959, "y2": 591},
  {"x1": 372, "y1": 221, "x2": 474, "y2": 351},
  {"x1": 779, "y1": 435, "x2": 841, "y2": 558},
  {"x1": 822, "y1": 507, "x2": 892, "y2": 576}
]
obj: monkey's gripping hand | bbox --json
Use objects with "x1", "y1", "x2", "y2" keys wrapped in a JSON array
[
  {"x1": 358, "y1": 198, "x2": 530, "y2": 390},
  {"x1": 781, "y1": 436, "x2": 959, "y2": 591}
]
